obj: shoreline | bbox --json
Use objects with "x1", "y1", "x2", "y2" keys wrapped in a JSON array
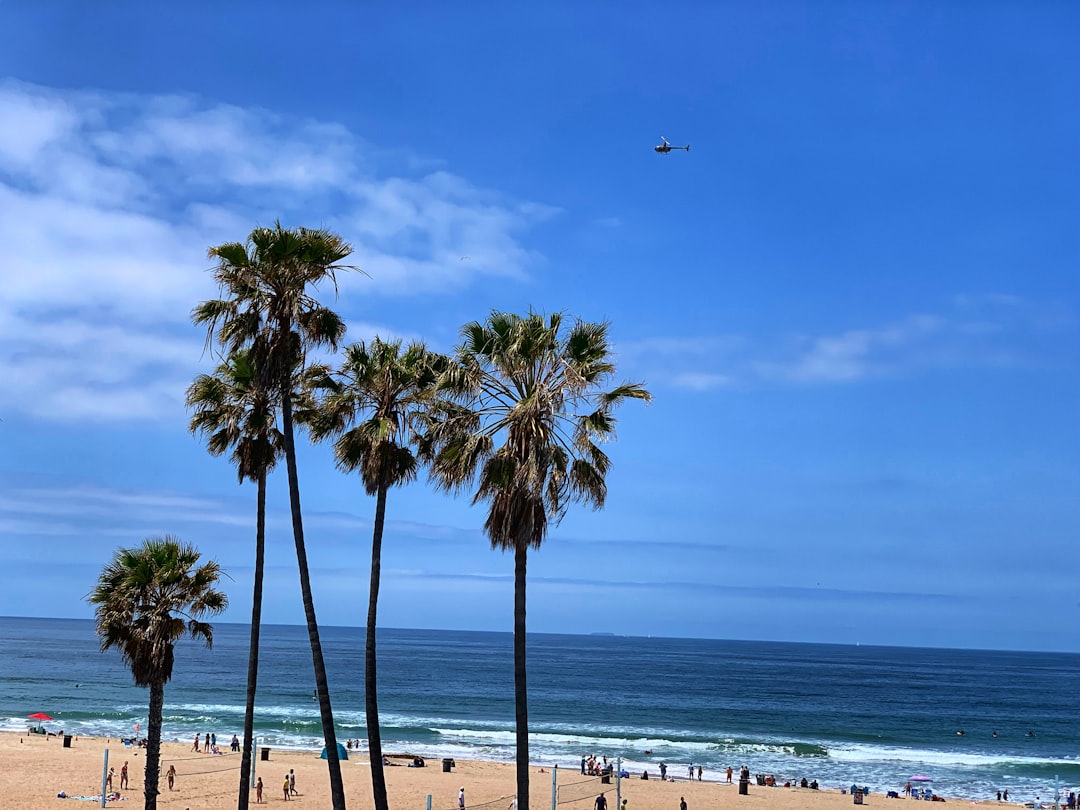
[{"x1": 1, "y1": 732, "x2": 1016, "y2": 810}]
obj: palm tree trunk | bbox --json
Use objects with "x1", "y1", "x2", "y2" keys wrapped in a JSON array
[
  {"x1": 514, "y1": 542, "x2": 530, "y2": 810},
  {"x1": 281, "y1": 395, "x2": 347, "y2": 810},
  {"x1": 367, "y1": 484, "x2": 389, "y2": 810},
  {"x1": 237, "y1": 468, "x2": 268, "y2": 809},
  {"x1": 144, "y1": 680, "x2": 165, "y2": 810}
]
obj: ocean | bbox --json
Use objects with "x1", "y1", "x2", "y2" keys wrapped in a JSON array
[{"x1": 1, "y1": 617, "x2": 1077, "y2": 803}]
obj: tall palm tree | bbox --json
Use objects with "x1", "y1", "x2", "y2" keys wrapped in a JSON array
[
  {"x1": 193, "y1": 223, "x2": 358, "y2": 810},
  {"x1": 304, "y1": 338, "x2": 447, "y2": 810},
  {"x1": 87, "y1": 536, "x2": 227, "y2": 810},
  {"x1": 186, "y1": 350, "x2": 282, "y2": 810},
  {"x1": 421, "y1": 311, "x2": 651, "y2": 809}
]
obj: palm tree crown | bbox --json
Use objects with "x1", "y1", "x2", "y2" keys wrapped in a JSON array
[
  {"x1": 308, "y1": 338, "x2": 447, "y2": 490},
  {"x1": 187, "y1": 349, "x2": 283, "y2": 484},
  {"x1": 426, "y1": 310, "x2": 652, "y2": 548},
  {"x1": 193, "y1": 222, "x2": 356, "y2": 393},
  {"x1": 88, "y1": 535, "x2": 228, "y2": 685}
]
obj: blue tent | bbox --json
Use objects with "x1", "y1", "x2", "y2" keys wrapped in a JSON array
[{"x1": 320, "y1": 742, "x2": 348, "y2": 761}]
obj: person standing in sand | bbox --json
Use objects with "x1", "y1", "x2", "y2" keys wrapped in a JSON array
[
  {"x1": 204, "y1": 732, "x2": 210, "y2": 753},
  {"x1": 595, "y1": 793, "x2": 608, "y2": 810},
  {"x1": 679, "y1": 798, "x2": 687, "y2": 810},
  {"x1": 726, "y1": 766, "x2": 732, "y2": 784},
  {"x1": 459, "y1": 787, "x2": 466, "y2": 810},
  {"x1": 120, "y1": 761, "x2": 128, "y2": 789},
  {"x1": 107, "y1": 767, "x2": 115, "y2": 791},
  {"x1": 697, "y1": 765, "x2": 702, "y2": 781},
  {"x1": 256, "y1": 776, "x2": 263, "y2": 803},
  {"x1": 192, "y1": 733, "x2": 200, "y2": 752},
  {"x1": 283, "y1": 774, "x2": 291, "y2": 801},
  {"x1": 289, "y1": 769, "x2": 297, "y2": 795},
  {"x1": 167, "y1": 765, "x2": 176, "y2": 791}
]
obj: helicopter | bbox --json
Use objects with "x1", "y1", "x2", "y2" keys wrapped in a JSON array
[{"x1": 654, "y1": 136, "x2": 690, "y2": 154}]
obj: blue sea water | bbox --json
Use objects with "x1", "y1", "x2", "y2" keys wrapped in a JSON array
[{"x1": 1, "y1": 617, "x2": 1077, "y2": 803}]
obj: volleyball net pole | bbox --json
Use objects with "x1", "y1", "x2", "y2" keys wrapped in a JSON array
[{"x1": 100, "y1": 747, "x2": 109, "y2": 808}]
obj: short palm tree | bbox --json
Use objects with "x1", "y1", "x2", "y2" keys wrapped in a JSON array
[
  {"x1": 305, "y1": 338, "x2": 447, "y2": 810},
  {"x1": 193, "y1": 222, "x2": 357, "y2": 810},
  {"x1": 422, "y1": 310, "x2": 651, "y2": 809},
  {"x1": 87, "y1": 536, "x2": 227, "y2": 810},
  {"x1": 186, "y1": 350, "x2": 282, "y2": 810}
]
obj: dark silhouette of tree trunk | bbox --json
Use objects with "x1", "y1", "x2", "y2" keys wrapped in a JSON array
[
  {"x1": 282, "y1": 395, "x2": 346, "y2": 810},
  {"x1": 514, "y1": 543, "x2": 529, "y2": 809},
  {"x1": 144, "y1": 680, "x2": 165, "y2": 810},
  {"x1": 237, "y1": 470, "x2": 267, "y2": 809},
  {"x1": 367, "y1": 484, "x2": 389, "y2": 810}
]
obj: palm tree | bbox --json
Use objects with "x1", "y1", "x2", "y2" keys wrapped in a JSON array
[
  {"x1": 304, "y1": 338, "x2": 447, "y2": 810},
  {"x1": 421, "y1": 311, "x2": 651, "y2": 809},
  {"x1": 87, "y1": 536, "x2": 227, "y2": 810},
  {"x1": 186, "y1": 350, "x2": 282, "y2": 810},
  {"x1": 193, "y1": 222, "x2": 358, "y2": 810}
]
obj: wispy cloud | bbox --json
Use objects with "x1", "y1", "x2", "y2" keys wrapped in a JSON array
[
  {"x1": 0, "y1": 80, "x2": 556, "y2": 423},
  {"x1": 625, "y1": 297, "x2": 1076, "y2": 391}
]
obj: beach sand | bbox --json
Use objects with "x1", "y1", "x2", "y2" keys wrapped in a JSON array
[{"x1": 1, "y1": 732, "x2": 1001, "y2": 810}]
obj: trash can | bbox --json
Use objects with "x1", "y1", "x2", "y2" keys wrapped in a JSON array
[
  {"x1": 853, "y1": 788, "x2": 864, "y2": 805},
  {"x1": 601, "y1": 775, "x2": 611, "y2": 784},
  {"x1": 63, "y1": 735, "x2": 73, "y2": 748},
  {"x1": 260, "y1": 747, "x2": 270, "y2": 761},
  {"x1": 738, "y1": 779, "x2": 749, "y2": 796},
  {"x1": 442, "y1": 758, "x2": 455, "y2": 773}
]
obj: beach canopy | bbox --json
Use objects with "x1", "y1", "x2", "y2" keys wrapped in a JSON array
[
  {"x1": 28, "y1": 713, "x2": 53, "y2": 721},
  {"x1": 909, "y1": 775, "x2": 933, "y2": 782},
  {"x1": 320, "y1": 742, "x2": 348, "y2": 761}
]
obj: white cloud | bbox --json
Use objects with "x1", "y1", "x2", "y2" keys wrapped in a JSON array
[
  {"x1": 627, "y1": 301, "x2": 1075, "y2": 391},
  {"x1": 0, "y1": 80, "x2": 556, "y2": 423}
]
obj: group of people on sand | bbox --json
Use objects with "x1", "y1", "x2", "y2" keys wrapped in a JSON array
[{"x1": 190, "y1": 731, "x2": 241, "y2": 754}]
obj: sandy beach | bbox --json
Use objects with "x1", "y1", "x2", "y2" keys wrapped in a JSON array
[{"x1": 2, "y1": 732, "x2": 1009, "y2": 810}]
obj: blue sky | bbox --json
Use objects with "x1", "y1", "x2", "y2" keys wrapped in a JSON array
[{"x1": 1, "y1": 3, "x2": 1077, "y2": 652}]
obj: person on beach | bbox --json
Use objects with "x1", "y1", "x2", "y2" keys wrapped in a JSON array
[
  {"x1": 256, "y1": 776, "x2": 263, "y2": 803},
  {"x1": 120, "y1": 761, "x2": 128, "y2": 789},
  {"x1": 192, "y1": 733, "x2": 200, "y2": 752},
  {"x1": 904, "y1": 782, "x2": 912, "y2": 797},
  {"x1": 726, "y1": 766, "x2": 733, "y2": 784},
  {"x1": 204, "y1": 732, "x2": 210, "y2": 752},
  {"x1": 688, "y1": 764, "x2": 693, "y2": 780},
  {"x1": 283, "y1": 774, "x2": 291, "y2": 800},
  {"x1": 459, "y1": 787, "x2": 466, "y2": 810},
  {"x1": 289, "y1": 769, "x2": 297, "y2": 795},
  {"x1": 211, "y1": 732, "x2": 216, "y2": 750},
  {"x1": 659, "y1": 763, "x2": 667, "y2": 781},
  {"x1": 697, "y1": 765, "x2": 702, "y2": 781},
  {"x1": 680, "y1": 797, "x2": 687, "y2": 810},
  {"x1": 167, "y1": 765, "x2": 176, "y2": 791},
  {"x1": 107, "y1": 767, "x2": 115, "y2": 791},
  {"x1": 595, "y1": 793, "x2": 608, "y2": 810}
]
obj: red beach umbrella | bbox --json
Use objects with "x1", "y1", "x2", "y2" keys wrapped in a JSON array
[{"x1": 28, "y1": 713, "x2": 53, "y2": 721}]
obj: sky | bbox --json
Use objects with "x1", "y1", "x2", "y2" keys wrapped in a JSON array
[{"x1": 1, "y1": 2, "x2": 1077, "y2": 652}]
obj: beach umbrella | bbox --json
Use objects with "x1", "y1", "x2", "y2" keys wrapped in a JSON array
[
  {"x1": 28, "y1": 712, "x2": 53, "y2": 722},
  {"x1": 909, "y1": 775, "x2": 933, "y2": 783}
]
